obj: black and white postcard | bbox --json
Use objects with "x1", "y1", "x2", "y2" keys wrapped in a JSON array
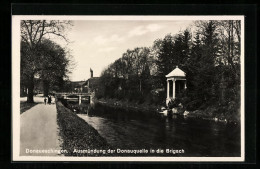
[{"x1": 12, "y1": 15, "x2": 244, "y2": 161}]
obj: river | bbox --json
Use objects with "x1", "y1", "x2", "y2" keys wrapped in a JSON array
[{"x1": 75, "y1": 103, "x2": 240, "y2": 157}]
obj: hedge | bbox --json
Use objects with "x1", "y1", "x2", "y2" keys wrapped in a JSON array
[{"x1": 56, "y1": 101, "x2": 112, "y2": 156}]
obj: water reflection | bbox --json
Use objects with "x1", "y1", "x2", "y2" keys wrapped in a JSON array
[{"x1": 76, "y1": 103, "x2": 240, "y2": 157}]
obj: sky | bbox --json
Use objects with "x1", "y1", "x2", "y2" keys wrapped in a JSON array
[{"x1": 62, "y1": 20, "x2": 194, "y2": 81}]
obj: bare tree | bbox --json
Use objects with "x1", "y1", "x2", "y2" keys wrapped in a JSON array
[
  {"x1": 215, "y1": 20, "x2": 241, "y2": 78},
  {"x1": 21, "y1": 20, "x2": 72, "y2": 48},
  {"x1": 195, "y1": 20, "x2": 241, "y2": 78}
]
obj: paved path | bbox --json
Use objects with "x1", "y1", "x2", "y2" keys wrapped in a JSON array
[{"x1": 20, "y1": 97, "x2": 62, "y2": 156}]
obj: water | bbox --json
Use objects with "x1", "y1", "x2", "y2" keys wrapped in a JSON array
[{"x1": 76, "y1": 103, "x2": 240, "y2": 157}]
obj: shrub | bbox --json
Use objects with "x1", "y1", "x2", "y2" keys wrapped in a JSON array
[
  {"x1": 168, "y1": 98, "x2": 181, "y2": 109},
  {"x1": 185, "y1": 99, "x2": 202, "y2": 111}
]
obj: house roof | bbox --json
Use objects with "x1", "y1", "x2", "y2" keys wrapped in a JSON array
[
  {"x1": 84, "y1": 77, "x2": 100, "y2": 86},
  {"x1": 70, "y1": 81, "x2": 86, "y2": 86},
  {"x1": 166, "y1": 66, "x2": 186, "y2": 78}
]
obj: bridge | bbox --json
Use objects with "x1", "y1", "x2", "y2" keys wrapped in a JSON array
[{"x1": 55, "y1": 92, "x2": 94, "y2": 104}]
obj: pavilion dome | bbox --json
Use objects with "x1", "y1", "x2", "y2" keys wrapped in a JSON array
[{"x1": 166, "y1": 66, "x2": 186, "y2": 78}]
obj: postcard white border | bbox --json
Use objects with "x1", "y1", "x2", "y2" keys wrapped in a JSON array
[{"x1": 12, "y1": 15, "x2": 245, "y2": 162}]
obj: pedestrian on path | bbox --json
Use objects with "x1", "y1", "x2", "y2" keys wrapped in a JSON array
[
  {"x1": 44, "y1": 97, "x2": 47, "y2": 105},
  {"x1": 48, "y1": 95, "x2": 52, "y2": 104}
]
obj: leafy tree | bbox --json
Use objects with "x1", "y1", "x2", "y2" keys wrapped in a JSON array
[
  {"x1": 189, "y1": 21, "x2": 220, "y2": 109},
  {"x1": 156, "y1": 34, "x2": 175, "y2": 88},
  {"x1": 37, "y1": 39, "x2": 70, "y2": 96},
  {"x1": 99, "y1": 47, "x2": 153, "y2": 102},
  {"x1": 21, "y1": 39, "x2": 71, "y2": 97},
  {"x1": 184, "y1": 32, "x2": 203, "y2": 108},
  {"x1": 21, "y1": 20, "x2": 72, "y2": 102}
]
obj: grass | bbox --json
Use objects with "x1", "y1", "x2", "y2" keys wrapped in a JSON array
[
  {"x1": 20, "y1": 101, "x2": 38, "y2": 114},
  {"x1": 56, "y1": 101, "x2": 112, "y2": 156}
]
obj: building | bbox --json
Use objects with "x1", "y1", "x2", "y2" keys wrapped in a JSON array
[
  {"x1": 69, "y1": 81, "x2": 86, "y2": 93},
  {"x1": 166, "y1": 66, "x2": 187, "y2": 105},
  {"x1": 83, "y1": 68, "x2": 100, "y2": 93}
]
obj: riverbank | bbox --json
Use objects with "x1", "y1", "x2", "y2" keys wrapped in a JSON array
[
  {"x1": 56, "y1": 101, "x2": 112, "y2": 156},
  {"x1": 96, "y1": 98, "x2": 161, "y2": 114},
  {"x1": 95, "y1": 98, "x2": 240, "y2": 124}
]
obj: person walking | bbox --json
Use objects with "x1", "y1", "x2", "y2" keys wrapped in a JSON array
[
  {"x1": 50, "y1": 95, "x2": 52, "y2": 104},
  {"x1": 48, "y1": 95, "x2": 51, "y2": 105},
  {"x1": 44, "y1": 97, "x2": 47, "y2": 105}
]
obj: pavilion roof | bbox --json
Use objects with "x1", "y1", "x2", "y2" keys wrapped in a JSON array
[{"x1": 166, "y1": 66, "x2": 186, "y2": 78}]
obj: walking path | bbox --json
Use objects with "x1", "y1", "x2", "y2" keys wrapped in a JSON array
[{"x1": 20, "y1": 97, "x2": 62, "y2": 156}]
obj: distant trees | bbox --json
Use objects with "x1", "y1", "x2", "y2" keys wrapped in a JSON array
[
  {"x1": 99, "y1": 47, "x2": 155, "y2": 103},
  {"x1": 98, "y1": 20, "x2": 241, "y2": 115},
  {"x1": 20, "y1": 20, "x2": 72, "y2": 102}
]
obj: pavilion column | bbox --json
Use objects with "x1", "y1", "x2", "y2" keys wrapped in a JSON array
[
  {"x1": 79, "y1": 95, "x2": 82, "y2": 105},
  {"x1": 172, "y1": 78, "x2": 176, "y2": 99},
  {"x1": 167, "y1": 80, "x2": 169, "y2": 99},
  {"x1": 184, "y1": 80, "x2": 187, "y2": 89}
]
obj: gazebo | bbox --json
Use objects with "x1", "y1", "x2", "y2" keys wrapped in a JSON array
[{"x1": 165, "y1": 66, "x2": 187, "y2": 105}]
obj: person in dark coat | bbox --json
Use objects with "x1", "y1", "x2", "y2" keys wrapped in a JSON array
[
  {"x1": 44, "y1": 97, "x2": 47, "y2": 105},
  {"x1": 48, "y1": 95, "x2": 51, "y2": 104}
]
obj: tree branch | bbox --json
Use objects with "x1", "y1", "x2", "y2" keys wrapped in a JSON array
[
  {"x1": 36, "y1": 20, "x2": 46, "y2": 47},
  {"x1": 23, "y1": 21, "x2": 32, "y2": 48},
  {"x1": 33, "y1": 21, "x2": 41, "y2": 42}
]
